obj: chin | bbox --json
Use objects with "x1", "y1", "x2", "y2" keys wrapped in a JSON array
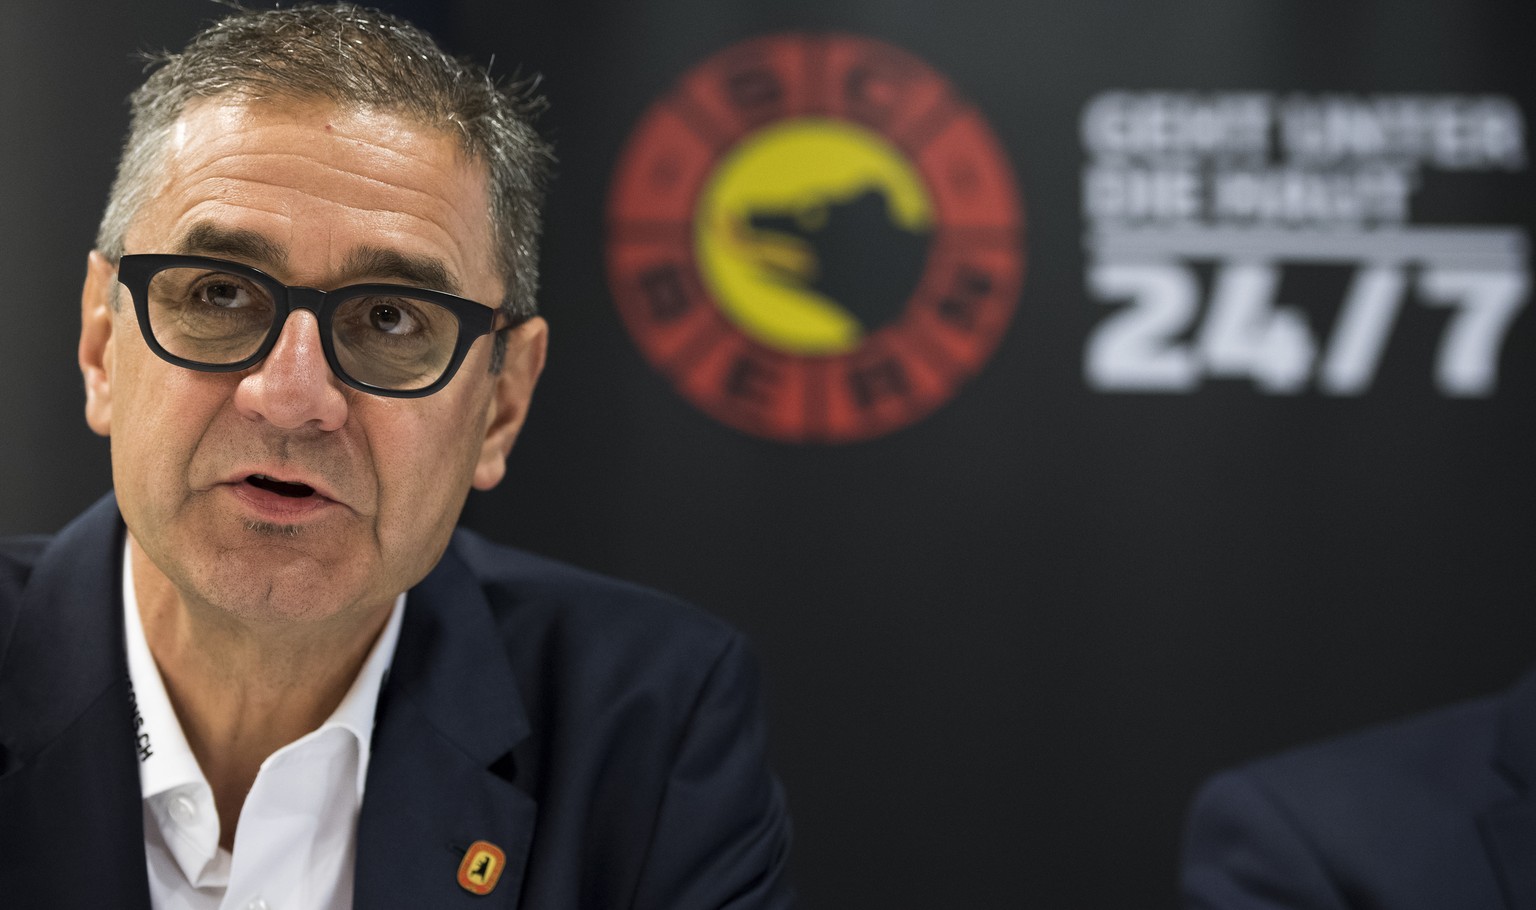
[{"x1": 193, "y1": 553, "x2": 363, "y2": 624}]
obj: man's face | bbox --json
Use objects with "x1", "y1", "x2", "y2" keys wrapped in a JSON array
[{"x1": 78, "y1": 98, "x2": 546, "y2": 624}]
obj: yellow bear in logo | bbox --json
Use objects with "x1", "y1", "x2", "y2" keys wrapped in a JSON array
[{"x1": 697, "y1": 119, "x2": 933, "y2": 355}]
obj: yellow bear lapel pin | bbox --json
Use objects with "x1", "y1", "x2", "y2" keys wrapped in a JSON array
[{"x1": 457, "y1": 840, "x2": 507, "y2": 895}]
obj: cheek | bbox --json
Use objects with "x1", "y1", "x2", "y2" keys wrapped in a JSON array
[
  {"x1": 367, "y1": 402, "x2": 476, "y2": 498},
  {"x1": 110, "y1": 349, "x2": 229, "y2": 479},
  {"x1": 367, "y1": 400, "x2": 488, "y2": 531}
]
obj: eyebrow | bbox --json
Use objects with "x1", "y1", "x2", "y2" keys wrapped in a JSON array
[
  {"x1": 178, "y1": 223, "x2": 289, "y2": 270},
  {"x1": 342, "y1": 246, "x2": 461, "y2": 296},
  {"x1": 175, "y1": 221, "x2": 463, "y2": 296}
]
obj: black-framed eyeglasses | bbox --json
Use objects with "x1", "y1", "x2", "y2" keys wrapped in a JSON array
[{"x1": 116, "y1": 253, "x2": 519, "y2": 398}]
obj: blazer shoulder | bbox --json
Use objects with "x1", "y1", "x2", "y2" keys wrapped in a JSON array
[{"x1": 445, "y1": 526, "x2": 740, "y2": 656}]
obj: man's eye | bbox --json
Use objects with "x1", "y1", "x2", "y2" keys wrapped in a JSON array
[
  {"x1": 368, "y1": 302, "x2": 419, "y2": 335},
  {"x1": 193, "y1": 278, "x2": 255, "y2": 309}
]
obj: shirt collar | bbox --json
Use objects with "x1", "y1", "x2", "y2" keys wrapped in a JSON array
[
  {"x1": 121, "y1": 539, "x2": 405, "y2": 802},
  {"x1": 318, "y1": 583, "x2": 403, "y2": 800}
]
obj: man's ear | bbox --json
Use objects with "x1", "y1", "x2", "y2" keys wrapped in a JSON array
[
  {"x1": 79, "y1": 250, "x2": 118, "y2": 437},
  {"x1": 472, "y1": 316, "x2": 549, "y2": 491}
]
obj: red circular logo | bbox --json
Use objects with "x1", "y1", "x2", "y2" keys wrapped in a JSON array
[{"x1": 607, "y1": 34, "x2": 1024, "y2": 443}]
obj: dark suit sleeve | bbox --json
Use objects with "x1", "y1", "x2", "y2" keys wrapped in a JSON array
[
  {"x1": 1181, "y1": 769, "x2": 1349, "y2": 910},
  {"x1": 630, "y1": 631, "x2": 794, "y2": 910}
]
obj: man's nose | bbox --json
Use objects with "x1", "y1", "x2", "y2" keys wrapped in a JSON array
[{"x1": 231, "y1": 309, "x2": 349, "y2": 431}]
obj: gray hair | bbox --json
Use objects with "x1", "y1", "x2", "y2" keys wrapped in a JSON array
[{"x1": 96, "y1": 3, "x2": 554, "y2": 369}]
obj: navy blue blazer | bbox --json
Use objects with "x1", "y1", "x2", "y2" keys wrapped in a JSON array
[
  {"x1": 0, "y1": 495, "x2": 793, "y2": 908},
  {"x1": 1181, "y1": 671, "x2": 1536, "y2": 909}
]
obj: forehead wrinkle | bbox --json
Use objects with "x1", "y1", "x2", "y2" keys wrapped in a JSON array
[
  {"x1": 179, "y1": 152, "x2": 466, "y2": 215},
  {"x1": 304, "y1": 155, "x2": 492, "y2": 263}
]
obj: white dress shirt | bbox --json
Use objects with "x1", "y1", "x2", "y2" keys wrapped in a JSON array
[{"x1": 123, "y1": 543, "x2": 404, "y2": 910}]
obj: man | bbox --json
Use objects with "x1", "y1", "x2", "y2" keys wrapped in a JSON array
[
  {"x1": 1181, "y1": 669, "x2": 1536, "y2": 909},
  {"x1": 0, "y1": 5, "x2": 792, "y2": 908}
]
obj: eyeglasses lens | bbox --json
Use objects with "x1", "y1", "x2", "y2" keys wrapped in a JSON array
[
  {"x1": 332, "y1": 293, "x2": 460, "y2": 391},
  {"x1": 147, "y1": 267, "x2": 272, "y2": 364}
]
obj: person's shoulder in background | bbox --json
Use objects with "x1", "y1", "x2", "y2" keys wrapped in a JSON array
[{"x1": 1181, "y1": 670, "x2": 1536, "y2": 910}]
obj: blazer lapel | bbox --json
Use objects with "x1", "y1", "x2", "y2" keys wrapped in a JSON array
[
  {"x1": 1479, "y1": 669, "x2": 1536, "y2": 910},
  {"x1": 355, "y1": 540, "x2": 537, "y2": 908},
  {"x1": 0, "y1": 495, "x2": 150, "y2": 907}
]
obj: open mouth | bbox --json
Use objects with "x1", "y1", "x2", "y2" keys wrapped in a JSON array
[{"x1": 246, "y1": 474, "x2": 316, "y2": 498}]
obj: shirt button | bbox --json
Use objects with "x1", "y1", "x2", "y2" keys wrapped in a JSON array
[
  {"x1": 245, "y1": 900, "x2": 270, "y2": 910},
  {"x1": 168, "y1": 794, "x2": 198, "y2": 825}
]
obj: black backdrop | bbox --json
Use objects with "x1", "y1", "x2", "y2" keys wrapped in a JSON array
[{"x1": 3, "y1": 2, "x2": 1534, "y2": 907}]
